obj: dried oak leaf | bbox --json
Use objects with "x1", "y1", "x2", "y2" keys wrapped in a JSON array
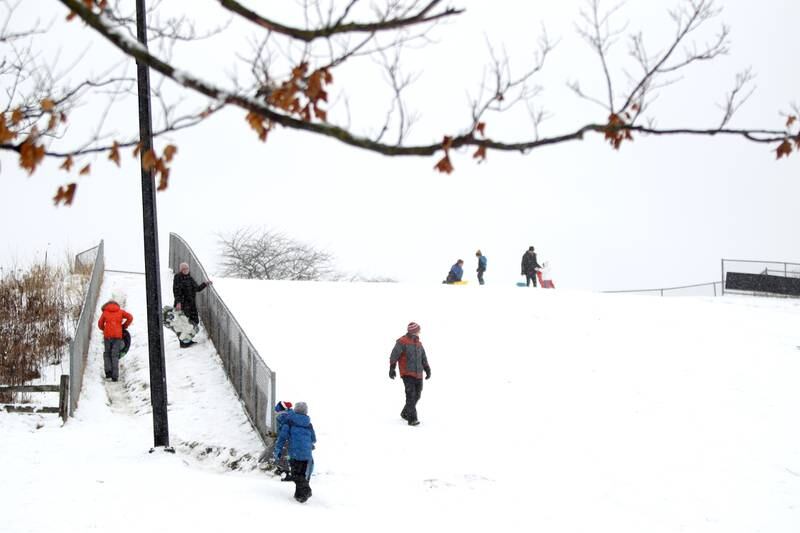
[
  {"x1": 0, "y1": 115, "x2": 17, "y2": 143},
  {"x1": 132, "y1": 142, "x2": 142, "y2": 158},
  {"x1": 53, "y1": 183, "x2": 77, "y2": 206},
  {"x1": 11, "y1": 108, "x2": 23, "y2": 125},
  {"x1": 246, "y1": 112, "x2": 269, "y2": 141},
  {"x1": 434, "y1": 155, "x2": 454, "y2": 174},
  {"x1": 19, "y1": 134, "x2": 45, "y2": 175},
  {"x1": 141, "y1": 149, "x2": 157, "y2": 171},
  {"x1": 776, "y1": 139, "x2": 793, "y2": 159},
  {"x1": 163, "y1": 144, "x2": 177, "y2": 162},
  {"x1": 473, "y1": 144, "x2": 487, "y2": 162},
  {"x1": 60, "y1": 156, "x2": 74, "y2": 172},
  {"x1": 41, "y1": 99, "x2": 56, "y2": 112},
  {"x1": 476, "y1": 122, "x2": 486, "y2": 137},
  {"x1": 787, "y1": 115, "x2": 797, "y2": 128},
  {"x1": 79, "y1": 164, "x2": 91, "y2": 176},
  {"x1": 108, "y1": 142, "x2": 121, "y2": 167},
  {"x1": 157, "y1": 166, "x2": 170, "y2": 191}
]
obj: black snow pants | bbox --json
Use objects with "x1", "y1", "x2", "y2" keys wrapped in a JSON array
[
  {"x1": 290, "y1": 459, "x2": 312, "y2": 501},
  {"x1": 400, "y1": 376, "x2": 423, "y2": 423}
]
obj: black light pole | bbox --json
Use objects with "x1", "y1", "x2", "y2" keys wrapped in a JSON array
[{"x1": 135, "y1": 0, "x2": 171, "y2": 451}]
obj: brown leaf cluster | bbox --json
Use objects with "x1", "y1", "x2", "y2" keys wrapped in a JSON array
[
  {"x1": 776, "y1": 140, "x2": 793, "y2": 159},
  {"x1": 19, "y1": 128, "x2": 45, "y2": 175},
  {"x1": 473, "y1": 122, "x2": 487, "y2": 162},
  {"x1": 604, "y1": 113, "x2": 633, "y2": 150},
  {"x1": 246, "y1": 111, "x2": 272, "y2": 142},
  {"x1": 434, "y1": 136, "x2": 455, "y2": 174},
  {"x1": 53, "y1": 183, "x2": 77, "y2": 206},
  {"x1": 67, "y1": 0, "x2": 108, "y2": 20},
  {"x1": 140, "y1": 144, "x2": 178, "y2": 190},
  {"x1": 259, "y1": 62, "x2": 333, "y2": 128},
  {"x1": 776, "y1": 115, "x2": 800, "y2": 160}
]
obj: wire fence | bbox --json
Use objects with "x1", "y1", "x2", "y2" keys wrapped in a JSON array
[
  {"x1": 69, "y1": 241, "x2": 104, "y2": 415},
  {"x1": 168, "y1": 233, "x2": 277, "y2": 442},
  {"x1": 603, "y1": 281, "x2": 722, "y2": 297}
]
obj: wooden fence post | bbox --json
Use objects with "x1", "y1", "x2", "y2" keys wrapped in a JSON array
[{"x1": 59, "y1": 374, "x2": 69, "y2": 423}]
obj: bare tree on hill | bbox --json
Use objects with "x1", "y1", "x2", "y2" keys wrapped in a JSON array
[
  {"x1": 0, "y1": 0, "x2": 798, "y2": 204},
  {"x1": 218, "y1": 228, "x2": 336, "y2": 281}
]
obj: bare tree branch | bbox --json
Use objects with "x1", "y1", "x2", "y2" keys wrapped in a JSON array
[{"x1": 218, "y1": 0, "x2": 463, "y2": 43}]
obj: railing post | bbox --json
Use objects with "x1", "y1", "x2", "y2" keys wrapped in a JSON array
[
  {"x1": 59, "y1": 374, "x2": 69, "y2": 423},
  {"x1": 720, "y1": 259, "x2": 725, "y2": 296}
]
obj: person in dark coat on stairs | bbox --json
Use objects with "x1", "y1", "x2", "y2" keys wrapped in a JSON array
[
  {"x1": 173, "y1": 262, "x2": 212, "y2": 328},
  {"x1": 389, "y1": 322, "x2": 431, "y2": 426},
  {"x1": 273, "y1": 401, "x2": 316, "y2": 503}
]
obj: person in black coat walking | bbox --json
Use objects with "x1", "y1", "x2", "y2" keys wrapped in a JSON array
[
  {"x1": 173, "y1": 262, "x2": 212, "y2": 326},
  {"x1": 521, "y1": 246, "x2": 542, "y2": 287}
]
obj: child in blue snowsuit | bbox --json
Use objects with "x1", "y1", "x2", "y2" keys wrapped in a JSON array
[
  {"x1": 444, "y1": 259, "x2": 464, "y2": 284},
  {"x1": 273, "y1": 401, "x2": 316, "y2": 503}
]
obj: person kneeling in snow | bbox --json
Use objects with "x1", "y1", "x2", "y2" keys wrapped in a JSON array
[
  {"x1": 273, "y1": 401, "x2": 316, "y2": 503},
  {"x1": 97, "y1": 300, "x2": 133, "y2": 382},
  {"x1": 443, "y1": 259, "x2": 464, "y2": 284}
]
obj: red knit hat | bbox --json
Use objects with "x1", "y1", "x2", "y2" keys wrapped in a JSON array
[
  {"x1": 407, "y1": 322, "x2": 421, "y2": 334},
  {"x1": 275, "y1": 401, "x2": 293, "y2": 412}
]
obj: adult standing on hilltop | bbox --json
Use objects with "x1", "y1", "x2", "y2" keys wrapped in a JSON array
[
  {"x1": 173, "y1": 262, "x2": 212, "y2": 327},
  {"x1": 389, "y1": 322, "x2": 431, "y2": 426},
  {"x1": 521, "y1": 246, "x2": 542, "y2": 287}
]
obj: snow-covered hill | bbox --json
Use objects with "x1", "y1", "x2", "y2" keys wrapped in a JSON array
[{"x1": 2, "y1": 274, "x2": 800, "y2": 532}]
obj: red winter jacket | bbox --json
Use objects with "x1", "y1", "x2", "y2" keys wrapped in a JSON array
[
  {"x1": 389, "y1": 334, "x2": 430, "y2": 379},
  {"x1": 97, "y1": 301, "x2": 133, "y2": 340}
]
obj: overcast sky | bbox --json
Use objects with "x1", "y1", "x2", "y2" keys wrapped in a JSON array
[{"x1": 2, "y1": 0, "x2": 799, "y2": 291}]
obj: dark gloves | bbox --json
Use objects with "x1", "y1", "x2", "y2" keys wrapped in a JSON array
[
  {"x1": 424, "y1": 368, "x2": 431, "y2": 380},
  {"x1": 389, "y1": 366, "x2": 396, "y2": 379}
]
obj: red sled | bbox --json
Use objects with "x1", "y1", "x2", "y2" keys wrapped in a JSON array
[{"x1": 537, "y1": 271, "x2": 555, "y2": 288}]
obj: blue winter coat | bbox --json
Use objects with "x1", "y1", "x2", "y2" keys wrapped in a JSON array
[
  {"x1": 446, "y1": 263, "x2": 464, "y2": 283},
  {"x1": 477, "y1": 256, "x2": 487, "y2": 271},
  {"x1": 274, "y1": 411, "x2": 316, "y2": 462}
]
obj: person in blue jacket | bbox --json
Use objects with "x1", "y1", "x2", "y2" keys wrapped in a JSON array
[
  {"x1": 444, "y1": 259, "x2": 464, "y2": 284},
  {"x1": 475, "y1": 250, "x2": 487, "y2": 285},
  {"x1": 273, "y1": 401, "x2": 316, "y2": 503}
]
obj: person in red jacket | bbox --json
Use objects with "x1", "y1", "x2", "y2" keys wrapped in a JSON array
[
  {"x1": 97, "y1": 300, "x2": 133, "y2": 382},
  {"x1": 389, "y1": 322, "x2": 431, "y2": 426}
]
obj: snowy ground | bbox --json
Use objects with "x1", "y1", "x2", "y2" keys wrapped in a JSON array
[{"x1": 3, "y1": 273, "x2": 800, "y2": 532}]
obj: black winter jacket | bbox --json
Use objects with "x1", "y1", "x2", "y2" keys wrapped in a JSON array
[
  {"x1": 173, "y1": 272, "x2": 207, "y2": 308},
  {"x1": 521, "y1": 251, "x2": 541, "y2": 275}
]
